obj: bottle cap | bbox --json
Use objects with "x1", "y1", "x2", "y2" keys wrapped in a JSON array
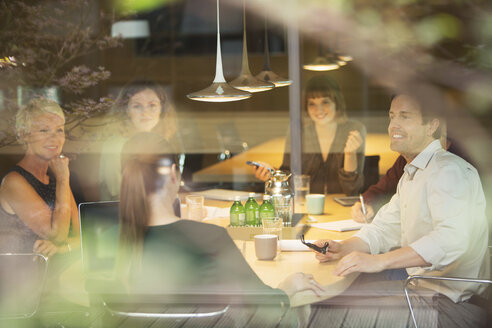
[
  {"x1": 263, "y1": 194, "x2": 271, "y2": 200},
  {"x1": 248, "y1": 192, "x2": 256, "y2": 197},
  {"x1": 234, "y1": 196, "x2": 241, "y2": 201}
]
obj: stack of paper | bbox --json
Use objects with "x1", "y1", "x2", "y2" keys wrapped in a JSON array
[
  {"x1": 279, "y1": 239, "x2": 313, "y2": 252},
  {"x1": 191, "y1": 189, "x2": 258, "y2": 201},
  {"x1": 310, "y1": 220, "x2": 364, "y2": 232}
]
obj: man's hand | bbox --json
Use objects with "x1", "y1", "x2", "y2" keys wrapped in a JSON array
[
  {"x1": 314, "y1": 239, "x2": 343, "y2": 263},
  {"x1": 333, "y1": 251, "x2": 386, "y2": 276},
  {"x1": 351, "y1": 201, "x2": 374, "y2": 223}
]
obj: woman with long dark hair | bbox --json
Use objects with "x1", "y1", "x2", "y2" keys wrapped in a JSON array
[
  {"x1": 99, "y1": 80, "x2": 178, "y2": 200},
  {"x1": 115, "y1": 132, "x2": 323, "y2": 305}
]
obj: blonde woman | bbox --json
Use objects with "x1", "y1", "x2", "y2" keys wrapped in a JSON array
[
  {"x1": 99, "y1": 80, "x2": 178, "y2": 201},
  {"x1": 0, "y1": 98, "x2": 79, "y2": 256}
]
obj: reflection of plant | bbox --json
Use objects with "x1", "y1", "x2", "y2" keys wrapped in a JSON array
[{"x1": 0, "y1": 0, "x2": 122, "y2": 148}]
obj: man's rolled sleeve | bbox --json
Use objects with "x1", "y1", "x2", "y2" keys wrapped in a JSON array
[{"x1": 355, "y1": 192, "x2": 402, "y2": 255}]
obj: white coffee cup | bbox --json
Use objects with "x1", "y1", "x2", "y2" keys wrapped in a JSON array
[
  {"x1": 254, "y1": 234, "x2": 278, "y2": 260},
  {"x1": 306, "y1": 194, "x2": 325, "y2": 215}
]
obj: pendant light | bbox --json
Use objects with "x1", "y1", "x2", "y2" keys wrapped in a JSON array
[
  {"x1": 187, "y1": 0, "x2": 251, "y2": 102},
  {"x1": 338, "y1": 54, "x2": 354, "y2": 62},
  {"x1": 303, "y1": 42, "x2": 340, "y2": 71},
  {"x1": 255, "y1": 16, "x2": 292, "y2": 87},
  {"x1": 230, "y1": 0, "x2": 274, "y2": 93}
]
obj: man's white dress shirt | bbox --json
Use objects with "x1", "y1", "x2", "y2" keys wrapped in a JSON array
[{"x1": 356, "y1": 139, "x2": 489, "y2": 302}]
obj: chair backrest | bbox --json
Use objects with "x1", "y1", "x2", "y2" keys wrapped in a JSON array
[
  {"x1": 361, "y1": 155, "x2": 380, "y2": 193},
  {"x1": 79, "y1": 201, "x2": 120, "y2": 278},
  {"x1": 0, "y1": 253, "x2": 47, "y2": 319}
]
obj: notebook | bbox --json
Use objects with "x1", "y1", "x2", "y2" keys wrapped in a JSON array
[
  {"x1": 192, "y1": 189, "x2": 259, "y2": 201},
  {"x1": 310, "y1": 220, "x2": 364, "y2": 232}
]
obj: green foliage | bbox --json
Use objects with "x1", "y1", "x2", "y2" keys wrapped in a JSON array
[{"x1": 0, "y1": 0, "x2": 122, "y2": 147}]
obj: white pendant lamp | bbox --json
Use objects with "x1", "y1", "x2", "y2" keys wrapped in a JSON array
[
  {"x1": 187, "y1": 0, "x2": 251, "y2": 102},
  {"x1": 303, "y1": 55, "x2": 340, "y2": 71},
  {"x1": 303, "y1": 44, "x2": 340, "y2": 71},
  {"x1": 338, "y1": 54, "x2": 354, "y2": 62},
  {"x1": 230, "y1": 0, "x2": 274, "y2": 93},
  {"x1": 255, "y1": 17, "x2": 292, "y2": 87}
]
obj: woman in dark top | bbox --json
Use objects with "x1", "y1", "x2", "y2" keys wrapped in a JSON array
[
  {"x1": 254, "y1": 76, "x2": 366, "y2": 195},
  {"x1": 0, "y1": 98, "x2": 79, "y2": 256},
  {"x1": 115, "y1": 133, "x2": 323, "y2": 305},
  {"x1": 99, "y1": 80, "x2": 179, "y2": 201}
]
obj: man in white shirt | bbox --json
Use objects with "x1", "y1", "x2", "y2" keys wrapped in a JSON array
[{"x1": 314, "y1": 94, "x2": 489, "y2": 326}]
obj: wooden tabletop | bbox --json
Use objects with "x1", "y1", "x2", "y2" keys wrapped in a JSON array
[
  {"x1": 60, "y1": 195, "x2": 360, "y2": 308},
  {"x1": 192, "y1": 134, "x2": 398, "y2": 183},
  {"x1": 203, "y1": 194, "x2": 360, "y2": 307}
]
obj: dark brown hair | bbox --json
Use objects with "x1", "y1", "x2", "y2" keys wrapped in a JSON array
[{"x1": 303, "y1": 75, "x2": 347, "y2": 121}]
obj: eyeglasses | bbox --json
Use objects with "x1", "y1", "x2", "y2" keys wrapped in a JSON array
[{"x1": 300, "y1": 235, "x2": 329, "y2": 254}]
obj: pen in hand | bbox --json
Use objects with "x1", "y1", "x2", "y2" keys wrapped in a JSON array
[{"x1": 359, "y1": 194, "x2": 368, "y2": 224}]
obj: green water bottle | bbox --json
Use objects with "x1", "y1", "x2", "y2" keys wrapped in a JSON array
[
  {"x1": 230, "y1": 196, "x2": 245, "y2": 226},
  {"x1": 244, "y1": 193, "x2": 259, "y2": 226},
  {"x1": 259, "y1": 194, "x2": 275, "y2": 224}
]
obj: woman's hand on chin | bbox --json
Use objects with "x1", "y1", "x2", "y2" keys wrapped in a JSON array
[{"x1": 48, "y1": 155, "x2": 70, "y2": 182}]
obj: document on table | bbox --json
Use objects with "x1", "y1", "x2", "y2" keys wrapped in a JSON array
[
  {"x1": 280, "y1": 240, "x2": 313, "y2": 252},
  {"x1": 310, "y1": 219, "x2": 364, "y2": 232},
  {"x1": 192, "y1": 189, "x2": 259, "y2": 201}
]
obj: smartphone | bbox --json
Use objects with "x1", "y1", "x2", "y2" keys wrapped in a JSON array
[
  {"x1": 246, "y1": 161, "x2": 262, "y2": 167},
  {"x1": 246, "y1": 161, "x2": 275, "y2": 175}
]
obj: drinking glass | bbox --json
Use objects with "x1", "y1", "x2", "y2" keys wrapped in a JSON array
[
  {"x1": 293, "y1": 174, "x2": 310, "y2": 213},
  {"x1": 262, "y1": 217, "x2": 282, "y2": 253},
  {"x1": 186, "y1": 195, "x2": 204, "y2": 221}
]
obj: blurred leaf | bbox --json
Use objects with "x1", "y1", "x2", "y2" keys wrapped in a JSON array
[{"x1": 416, "y1": 13, "x2": 462, "y2": 46}]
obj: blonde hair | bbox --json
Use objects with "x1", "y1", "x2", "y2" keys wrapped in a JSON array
[{"x1": 15, "y1": 98, "x2": 65, "y2": 143}]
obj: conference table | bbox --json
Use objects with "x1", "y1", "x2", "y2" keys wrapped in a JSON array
[
  {"x1": 58, "y1": 194, "x2": 360, "y2": 322},
  {"x1": 192, "y1": 134, "x2": 398, "y2": 184},
  {"x1": 200, "y1": 194, "x2": 360, "y2": 307}
]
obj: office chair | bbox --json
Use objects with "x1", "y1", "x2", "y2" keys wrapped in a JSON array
[
  {"x1": 405, "y1": 247, "x2": 492, "y2": 328},
  {"x1": 0, "y1": 253, "x2": 48, "y2": 320}
]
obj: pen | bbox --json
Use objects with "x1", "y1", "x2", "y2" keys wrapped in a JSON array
[{"x1": 359, "y1": 194, "x2": 368, "y2": 224}]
